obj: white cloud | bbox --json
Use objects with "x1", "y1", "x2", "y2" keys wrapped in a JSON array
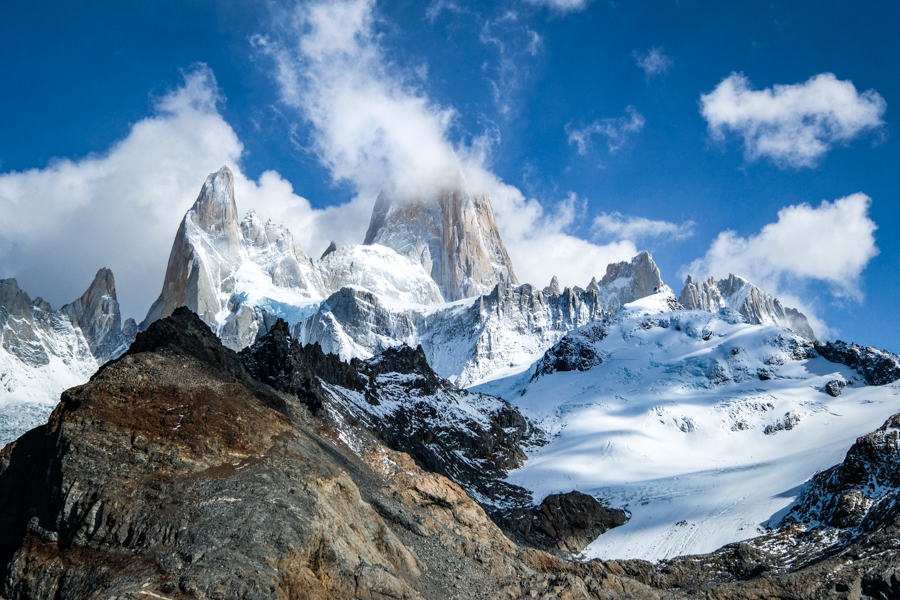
[
  {"x1": 257, "y1": 0, "x2": 637, "y2": 289},
  {"x1": 254, "y1": 0, "x2": 462, "y2": 202},
  {"x1": 0, "y1": 66, "x2": 365, "y2": 321},
  {"x1": 633, "y1": 46, "x2": 673, "y2": 79},
  {"x1": 700, "y1": 72, "x2": 886, "y2": 168},
  {"x1": 685, "y1": 193, "x2": 879, "y2": 305},
  {"x1": 567, "y1": 106, "x2": 645, "y2": 155},
  {"x1": 522, "y1": 0, "x2": 589, "y2": 14},
  {"x1": 593, "y1": 212, "x2": 695, "y2": 242}
]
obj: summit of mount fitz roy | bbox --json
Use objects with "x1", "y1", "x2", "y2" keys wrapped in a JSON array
[
  {"x1": 136, "y1": 165, "x2": 680, "y2": 386},
  {"x1": 363, "y1": 179, "x2": 518, "y2": 301}
]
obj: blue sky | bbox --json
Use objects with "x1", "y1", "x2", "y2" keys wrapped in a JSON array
[{"x1": 1, "y1": 0, "x2": 897, "y2": 349}]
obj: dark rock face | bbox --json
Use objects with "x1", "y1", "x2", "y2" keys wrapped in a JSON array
[
  {"x1": 816, "y1": 340, "x2": 900, "y2": 386},
  {"x1": 241, "y1": 318, "x2": 537, "y2": 509},
  {"x1": 532, "y1": 321, "x2": 607, "y2": 379},
  {"x1": 781, "y1": 413, "x2": 900, "y2": 532},
  {"x1": 319, "y1": 240, "x2": 338, "y2": 260},
  {"x1": 826, "y1": 379, "x2": 848, "y2": 397},
  {"x1": 504, "y1": 491, "x2": 628, "y2": 554}
]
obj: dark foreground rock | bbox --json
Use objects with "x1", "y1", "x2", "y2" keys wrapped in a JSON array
[
  {"x1": 239, "y1": 318, "x2": 539, "y2": 509},
  {"x1": 502, "y1": 491, "x2": 629, "y2": 554},
  {"x1": 2, "y1": 308, "x2": 900, "y2": 600}
]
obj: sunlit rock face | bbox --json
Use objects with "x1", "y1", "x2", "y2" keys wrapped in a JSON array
[
  {"x1": 364, "y1": 181, "x2": 518, "y2": 302},
  {"x1": 141, "y1": 165, "x2": 246, "y2": 328}
]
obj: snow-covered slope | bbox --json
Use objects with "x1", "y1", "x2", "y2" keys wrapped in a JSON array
[
  {"x1": 0, "y1": 270, "x2": 135, "y2": 446},
  {"x1": 473, "y1": 291, "x2": 900, "y2": 561}
]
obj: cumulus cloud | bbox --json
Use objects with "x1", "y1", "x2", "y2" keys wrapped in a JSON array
[
  {"x1": 633, "y1": 46, "x2": 673, "y2": 79},
  {"x1": 700, "y1": 72, "x2": 886, "y2": 168},
  {"x1": 567, "y1": 106, "x2": 645, "y2": 155},
  {"x1": 685, "y1": 193, "x2": 879, "y2": 303},
  {"x1": 257, "y1": 0, "x2": 637, "y2": 288},
  {"x1": 0, "y1": 66, "x2": 366, "y2": 321},
  {"x1": 593, "y1": 212, "x2": 695, "y2": 242}
]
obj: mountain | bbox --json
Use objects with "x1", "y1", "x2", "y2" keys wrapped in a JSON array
[
  {"x1": 679, "y1": 273, "x2": 816, "y2": 340},
  {"x1": 363, "y1": 180, "x2": 518, "y2": 302},
  {"x1": 475, "y1": 289, "x2": 900, "y2": 561},
  {"x1": 141, "y1": 167, "x2": 666, "y2": 387},
  {"x1": 2, "y1": 306, "x2": 898, "y2": 599},
  {"x1": 0, "y1": 269, "x2": 134, "y2": 446}
]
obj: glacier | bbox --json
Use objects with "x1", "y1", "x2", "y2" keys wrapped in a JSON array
[{"x1": 473, "y1": 291, "x2": 900, "y2": 560}]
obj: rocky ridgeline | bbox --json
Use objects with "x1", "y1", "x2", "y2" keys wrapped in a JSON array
[
  {"x1": 680, "y1": 273, "x2": 816, "y2": 340},
  {"x1": 815, "y1": 340, "x2": 900, "y2": 386},
  {"x1": 240, "y1": 317, "x2": 539, "y2": 509},
  {"x1": 139, "y1": 166, "x2": 670, "y2": 387}
]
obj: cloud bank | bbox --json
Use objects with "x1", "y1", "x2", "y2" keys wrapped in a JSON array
[{"x1": 700, "y1": 72, "x2": 887, "y2": 168}]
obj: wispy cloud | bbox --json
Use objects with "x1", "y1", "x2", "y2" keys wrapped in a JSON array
[
  {"x1": 700, "y1": 72, "x2": 887, "y2": 168},
  {"x1": 522, "y1": 0, "x2": 590, "y2": 14},
  {"x1": 593, "y1": 212, "x2": 694, "y2": 242},
  {"x1": 567, "y1": 106, "x2": 645, "y2": 155},
  {"x1": 633, "y1": 46, "x2": 674, "y2": 80}
]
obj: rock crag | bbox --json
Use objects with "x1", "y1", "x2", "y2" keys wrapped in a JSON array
[
  {"x1": 0, "y1": 270, "x2": 134, "y2": 446},
  {"x1": 680, "y1": 273, "x2": 816, "y2": 340},
  {"x1": 364, "y1": 182, "x2": 518, "y2": 302}
]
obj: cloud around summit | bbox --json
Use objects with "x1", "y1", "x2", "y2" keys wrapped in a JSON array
[{"x1": 254, "y1": 0, "x2": 639, "y2": 289}]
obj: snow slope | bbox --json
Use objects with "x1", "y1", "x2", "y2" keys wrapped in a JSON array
[{"x1": 473, "y1": 291, "x2": 900, "y2": 561}]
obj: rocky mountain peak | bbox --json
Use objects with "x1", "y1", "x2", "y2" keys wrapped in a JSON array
[
  {"x1": 543, "y1": 276, "x2": 561, "y2": 296},
  {"x1": 60, "y1": 268, "x2": 129, "y2": 363},
  {"x1": 191, "y1": 165, "x2": 239, "y2": 239},
  {"x1": 679, "y1": 273, "x2": 816, "y2": 340},
  {"x1": 363, "y1": 181, "x2": 518, "y2": 301},
  {"x1": 319, "y1": 240, "x2": 338, "y2": 260},
  {"x1": 600, "y1": 251, "x2": 665, "y2": 302}
]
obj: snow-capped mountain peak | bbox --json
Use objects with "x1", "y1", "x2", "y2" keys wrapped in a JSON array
[{"x1": 680, "y1": 273, "x2": 816, "y2": 340}]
